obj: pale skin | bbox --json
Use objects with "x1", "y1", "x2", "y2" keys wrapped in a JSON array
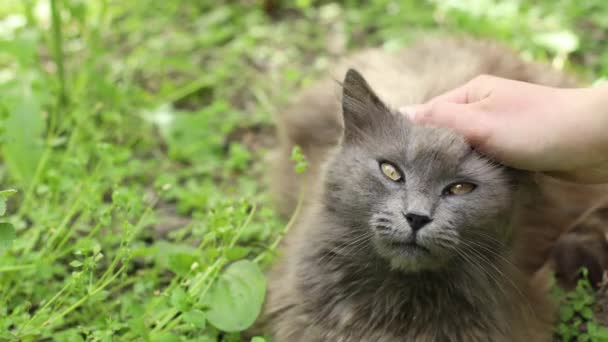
[{"x1": 401, "y1": 75, "x2": 608, "y2": 184}]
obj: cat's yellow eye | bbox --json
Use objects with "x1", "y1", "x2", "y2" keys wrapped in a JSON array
[
  {"x1": 445, "y1": 182, "x2": 476, "y2": 196},
  {"x1": 380, "y1": 162, "x2": 402, "y2": 182}
]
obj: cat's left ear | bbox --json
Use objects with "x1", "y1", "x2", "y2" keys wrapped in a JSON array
[{"x1": 341, "y1": 69, "x2": 391, "y2": 143}]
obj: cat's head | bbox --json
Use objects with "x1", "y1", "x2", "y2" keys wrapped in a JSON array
[{"x1": 322, "y1": 69, "x2": 523, "y2": 272}]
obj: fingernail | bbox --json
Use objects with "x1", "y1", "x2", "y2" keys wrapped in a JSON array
[{"x1": 400, "y1": 106, "x2": 417, "y2": 121}]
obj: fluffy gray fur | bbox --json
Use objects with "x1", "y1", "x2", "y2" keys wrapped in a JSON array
[
  {"x1": 329, "y1": 69, "x2": 516, "y2": 273},
  {"x1": 258, "y1": 38, "x2": 582, "y2": 342},
  {"x1": 287, "y1": 70, "x2": 528, "y2": 340}
]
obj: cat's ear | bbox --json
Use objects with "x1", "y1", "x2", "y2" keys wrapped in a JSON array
[{"x1": 341, "y1": 69, "x2": 391, "y2": 143}]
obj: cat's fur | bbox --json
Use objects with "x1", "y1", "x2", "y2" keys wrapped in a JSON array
[
  {"x1": 260, "y1": 37, "x2": 605, "y2": 341},
  {"x1": 549, "y1": 204, "x2": 608, "y2": 290}
]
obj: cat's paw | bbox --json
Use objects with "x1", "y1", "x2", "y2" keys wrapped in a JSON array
[{"x1": 550, "y1": 217, "x2": 608, "y2": 290}]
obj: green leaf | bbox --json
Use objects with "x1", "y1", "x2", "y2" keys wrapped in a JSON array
[
  {"x1": 227, "y1": 143, "x2": 251, "y2": 172},
  {"x1": 167, "y1": 252, "x2": 199, "y2": 277},
  {"x1": 581, "y1": 307, "x2": 593, "y2": 320},
  {"x1": 559, "y1": 305, "x2": 574, "y2": 322},
  {"x1": 579, "y1": 333, "x2": 591, "y2": 342},
  {"x1": 128, "y1": 317, "x2": 148, "y2": 339},
  {"x1": 0, "y1": 189, "x2": 17, "y2": 216},
  {"x1": 182, "y1": 309, "x2": 206, "y2": 329},
  {"x1": 155, "y1": 333, "x2": 182, "y2": 342},
  {"x1": 53, "y1": 328, "x2": 85, "y2": 342},
  {"x1": 225, "y1": 246, "x2": 249, "y2": 260},
  {"x1": 0, "y1": 222, "x2": 16, "y2": 249},
  {"x1": 170, "y1": 287, "x2": 190, "y2": 312},
  {"x1": 69, "y1": 260, "x2": 83, "y2": 267},
  {"x1": 0, "y1": 30, "x2": 40, "y2": 66},
  {"x1": 290, "y1": 146, "x2": 308, "y2": 174},
  {"x1": 251, "y1": 337, "x2": 267, "y2": 342},
  {"x1": 1, "y1": 77, "x2": 45, "y2": 186},
  {"x1": 589, "y1": 322, "x2": 608, "y2": 339},
  {"x1": 0, "y1": 189, "x2": 17, "y2": 198},
  {"x1": 205, "y1": 260, "x2": 266, "y2": 332}
]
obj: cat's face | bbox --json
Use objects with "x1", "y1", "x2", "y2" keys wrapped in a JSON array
[{"x1": 322, "y1": 69, "x2": 519, "y2": 272}]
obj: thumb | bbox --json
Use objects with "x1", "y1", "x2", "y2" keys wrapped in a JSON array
[{"x1": 400, "y1": 102, "x2": 488, "y2": 144}]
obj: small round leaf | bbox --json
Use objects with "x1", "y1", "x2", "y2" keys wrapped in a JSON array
[{"x1": 205, "y1": 260, "x2": 266, "y2": 332}]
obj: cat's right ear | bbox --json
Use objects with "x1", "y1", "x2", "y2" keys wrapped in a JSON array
[{"x1": 341, "y1": 69, "x2": 390, "y2": 143}]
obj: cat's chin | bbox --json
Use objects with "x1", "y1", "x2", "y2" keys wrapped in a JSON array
[
  {"x1": 388, "y1": 256, "x2": 445, "y2": 272},
  {"x1": 373, "y1": 239, "x2": 447, "y2": 272}
]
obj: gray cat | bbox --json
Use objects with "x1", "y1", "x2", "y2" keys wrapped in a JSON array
[{"x1": 260, "y1": 37, "x2": 582, "y2": 342}]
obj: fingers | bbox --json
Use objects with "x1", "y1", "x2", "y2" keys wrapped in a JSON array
[
  {"x1": 400, "y1": 75, "x2": 498, "y2": 145},
  {"x1": 400, "y1": 101, "x2": 489, "y2": 145},
  {"x1": 424, "y1": 83, "x2": 471, "y2": 105},
  {"x1": 425, "y1": 74, "x2": 495, "y2": 105}
]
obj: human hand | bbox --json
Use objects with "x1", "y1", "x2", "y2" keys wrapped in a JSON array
[{"x1": 401, "y1": 75, "x2": 608, "y2": 183}]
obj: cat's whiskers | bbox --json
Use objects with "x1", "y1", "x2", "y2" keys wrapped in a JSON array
[
  {"x1": 436, "y1": 239, "x2": 510, "y2": 304},
  {"x1": 444, "y1": 244, "x2": 510, "y2": 308},
  {"x1": 317, "y1": 231, "x2": 374, "y2": 265},
  {"x1": 457, "y1": 240, "x2": 534, "y2": 316},
  {"x1": 436, "y1": 226, "x2": 517, "y2": 272},
  {"x1": 462, "y1": 230, "x2": 520, "y2": 272},
  {"x1": 459, "y1": 242, "x2": 512, "y2": 289},
  {"x1": 465, "y1": 229, "x2": 509, "y2": 247},
  {"x1": 459, "y1": 233, "x2": 509, "y2": 260},
  {"x1": 432, "y1": 235, "x2": 512, "y2": 295}
]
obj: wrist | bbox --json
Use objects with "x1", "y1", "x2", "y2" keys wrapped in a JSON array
[{"x1": 561, "y1": 83, "x2": 608, "y2": 183}]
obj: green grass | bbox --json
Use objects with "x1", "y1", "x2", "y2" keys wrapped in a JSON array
[
  {"x1": 1, "y1": 0, "x2": 608, "y2": 340},
  {"x1": 553, "y1": 269, "x2": 608, "y2": 341}
]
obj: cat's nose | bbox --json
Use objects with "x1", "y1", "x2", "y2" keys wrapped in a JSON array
[{"x1": 404, "y1": 212, "x2": 432, "y2": 231}]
